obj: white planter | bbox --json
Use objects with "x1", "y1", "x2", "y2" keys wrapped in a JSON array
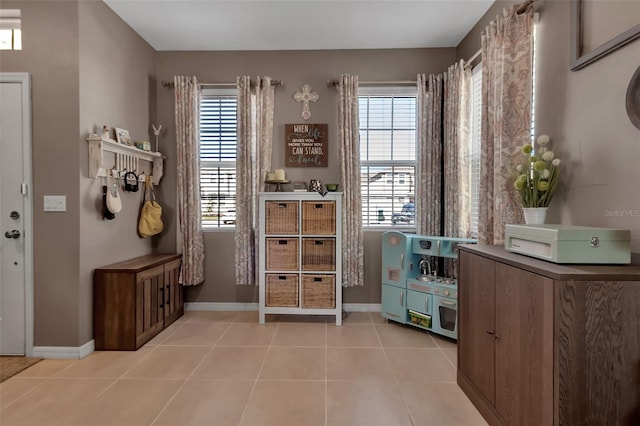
[{"x1": 522, "y1": 207, "x2": 548, "y2": 225}]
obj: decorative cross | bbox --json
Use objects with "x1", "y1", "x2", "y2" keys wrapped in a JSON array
[{"x1": 293, "y1": 84, "x2": 319, "y2": 121}]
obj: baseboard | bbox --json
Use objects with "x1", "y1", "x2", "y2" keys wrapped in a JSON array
[
  {"x1": 342, "y1": 303, "x2": 381, "y2": 312},
  {"x1": 33, "y1": 339, "x2": 94, "y2": 360},
  {"x1": 185, "y1": 302, "x2": 259, "y2": 311},
  {"x1": 185, "y1": 302, "x2": 381, "y2": 313}
]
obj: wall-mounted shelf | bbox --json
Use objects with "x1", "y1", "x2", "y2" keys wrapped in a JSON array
[{"x1": 86, "y1": 134, "x2": 164, "y2": 185}]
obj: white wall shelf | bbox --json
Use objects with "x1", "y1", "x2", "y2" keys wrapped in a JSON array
[{"x1": 86, "y1": 134, "x2": 164, "y2": 185}]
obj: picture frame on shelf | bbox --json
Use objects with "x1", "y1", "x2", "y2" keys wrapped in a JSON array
[{"x1": 115, "y1": 128, "x2": 131, "y2": 146}]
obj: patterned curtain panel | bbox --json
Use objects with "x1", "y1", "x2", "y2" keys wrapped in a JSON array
[
  {"x1": 337, "y1": 74, "x2": 364, "y2": 287},
  {"x1": 174, "y1": 76, "x2": 205, "y2": 286},
  {"x1": 235, "y1": 76, "x2": 255, "y2": 285},
  {"x1": 416, "y1": 73, "x2": 443, "y2": 236},
  {"x1": 478, "y1": 5, "x2": 533, "y2": 245},
  {"x1": 443, "y1": 61, "x2": 472, "y2": 239},
  {"x1": 235, "y1": 76, "x2": 275, "y2": 285}
]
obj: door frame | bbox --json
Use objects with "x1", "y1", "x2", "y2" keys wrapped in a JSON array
[{"x1": 1, "y1": 72, "x2": 34, "y2": 356}]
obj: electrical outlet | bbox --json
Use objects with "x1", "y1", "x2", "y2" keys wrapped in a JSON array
[{"x1": 44, "y1": 195, "x2": 66, "y2": 212}]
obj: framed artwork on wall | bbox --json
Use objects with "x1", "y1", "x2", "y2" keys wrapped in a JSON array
[
  {"x1": 115, "y1": 128, "x2": 131, "y2": 146},
  {"x1": 570, "y1": 0, "x2": 640, "y2": 71}
]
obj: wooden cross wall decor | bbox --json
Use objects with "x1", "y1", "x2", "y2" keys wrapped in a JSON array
[{"x1": 293, "y1": 84, "x2": 319, "y2": 121}]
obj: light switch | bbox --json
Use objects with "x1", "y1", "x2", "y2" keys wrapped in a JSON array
[{"x1": 44, "y1": 195, "x2": 66, "y2": 212}]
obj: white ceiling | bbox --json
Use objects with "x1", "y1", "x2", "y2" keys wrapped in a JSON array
[{"x1": 103, "y1": 0, "x2": 496, "y2": 51}]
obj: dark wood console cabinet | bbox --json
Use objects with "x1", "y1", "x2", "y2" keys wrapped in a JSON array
[
  {"x1": 94, "y1": 253, "x2": 183, "y2": 350},
  {"x1": 458, "y1": 245, "x2": 640, "y2": 426}
]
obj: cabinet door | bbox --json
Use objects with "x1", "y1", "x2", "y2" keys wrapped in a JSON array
[
  {"x1": 381, "y1": 284, "x2": 406, "y2": 323},
  {"x1": 163, "y1": 258, "x2": 183, "y2": 327},
  {"x1": 494, "y1": 263, "x2": 553, "y2": 426},
  {"x1": 135, "y1": 265, "x2": 165, "y2": 347},
  {"x1": 458, "y1": 251, "x2": 496, "y2": 405}
]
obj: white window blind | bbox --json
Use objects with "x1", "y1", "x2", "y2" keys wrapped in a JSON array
[
  {"x1": 200, "y1": 89, "x2": 237, "y2": 228},
  {"x1": 359, "y1": 87, "x2": 417, "y2": 228},
  {"x1": 470, "y1": 64, "x2": 482, "y2": 237}
]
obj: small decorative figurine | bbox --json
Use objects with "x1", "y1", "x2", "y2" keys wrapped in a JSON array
[
  {"x1": 152, "y1": 124, "x2": 162, "y2": 152},
  {"x1": 101, "y1": 125, "x2": 111, "y2": 141}
]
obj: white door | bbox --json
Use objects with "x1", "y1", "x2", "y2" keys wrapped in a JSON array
[{"x1": 0, "y1": 73, "x2": 33, "y2": 356}]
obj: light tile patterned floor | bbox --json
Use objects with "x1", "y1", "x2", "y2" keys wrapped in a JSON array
[{"x1": 0, "y1": 311, "x2": 488, "y2": 426}]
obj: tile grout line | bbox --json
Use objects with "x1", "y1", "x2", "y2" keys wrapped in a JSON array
[
  {"x1": 236, "y1": 320, "x2": 279, "y2": 426},
  {"x1": 325, "y1": 321, "x2": 328, "y2": 426},
  {"x1": 149, "y1": 317, "x2": 237, "y2": 426},
  {"x1": 374, "y1": 318, "x2": 417, "y2": 426},
  {"x1": 0, "y1": 359, "x2": 80, "y2": 411}
]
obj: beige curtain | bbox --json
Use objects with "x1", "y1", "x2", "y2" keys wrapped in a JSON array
[
  {"x1": 174, "y1": 76, "x2": 205, "y2": 286},
  {"x1": 478, "y1": 5, "x2": 534, "y2": 245},
  {"x1": 443, "y1": 61, "x2": 473, "y2": 239},
  {"x1": 337, "y1": 74, "x2": 364, "y2": 287},
  {"x1": 416, "y1": 73, "x2": 443, "y2": 236},
  {"x1": 235, "y1": 76, "x2": 275, "y2": 285}
]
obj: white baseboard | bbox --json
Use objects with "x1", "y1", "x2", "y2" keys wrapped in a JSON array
[
  {"x1": 33, "y1": 339, "x2": 94, "y2": 360},
  {"x1": 185, "y1": 302, "x2": 259, "y2": 311},
  {"x1": 343, "y1": 303, "x2": 381, "y2": 312},
  {"x1": 185, "y1": 302, "x2": 381, "y2": 313}
]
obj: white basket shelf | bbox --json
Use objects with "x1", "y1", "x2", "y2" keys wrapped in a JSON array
[{"x1": 86, "y1": 134, "x2": 164, "y2": 185}]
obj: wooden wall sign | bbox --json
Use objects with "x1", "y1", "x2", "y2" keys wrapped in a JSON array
[{"x1": 285, "y1": 123, "x2": 328, "y2": 167}]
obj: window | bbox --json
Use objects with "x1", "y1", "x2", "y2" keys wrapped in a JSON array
[
  {"x1": 469, "y1": 64, "x2": 482, "y2": 237},
  {"x1": 200, "y1": 88, "x2": 237, "y2": 228},
  {"x1": 0, "y1": 10, "x2": 21, "y2": 51},
  {"x1": 359, "y1": 87, "x2": 417, "y2": 228}
]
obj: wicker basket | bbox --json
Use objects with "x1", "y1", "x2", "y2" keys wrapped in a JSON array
[
  {"x1": 301, "y1": 201, "x2": 336, "y2": 235},
  {"x1": 301, "y1": 274, "x2": 335, "y2": 309},
  {"x1": 266, "y1": 201, "x2": 299, "y2": 234},
  {"x1": 266, "y1": 238, "x2": 299, "y2": 271},
  {"x1": 266, "y1": 274, "x2": 299, "y2": 307},
  {"x1": 302, "y1": 238, "x2": 336, "y2": 271}
]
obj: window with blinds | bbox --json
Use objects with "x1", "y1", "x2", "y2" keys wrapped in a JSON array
[
  {"x1": 359, "y1": 88, "x2": 417, "y2": 228},
  {"x1": 0, "y1": 10, "x2": 21, "y2": 50},
  {"x1": 200, "y1": 89, "x2": 237, "y2": 228},
  {"x1": 470, "y1": 64, "x2": 482, "y2": 237}
]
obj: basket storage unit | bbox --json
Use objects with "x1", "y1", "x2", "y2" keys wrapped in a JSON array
[
  {"x1": 266, "y1": 238, "x2": 299, "y2": 271},
  {"x1": 266, "y1": 201, "x2": 299, "y2": 234},
  {"x1": 302, "y1": 238, "x2": 336, "y2": 271},
  {"x1": 302, "y1": 201, "x2": 336, "y2": 235},
  {"x1": 302, "y1": 274, "x2": 335, "y2": 308},
  {"x1": 259, "y1": 193, "x2": 343, "y2": 325},
  {"x1": 265, "y1": 274, "x2": 299, "y2": 307}
]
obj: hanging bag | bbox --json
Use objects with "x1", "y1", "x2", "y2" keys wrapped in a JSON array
[
  {"x1": 106, "y1": 171, "x2": 122, "y2": 214},
  {"x1": 138, "y1": 176, "x2": 163, "y2": 237}
]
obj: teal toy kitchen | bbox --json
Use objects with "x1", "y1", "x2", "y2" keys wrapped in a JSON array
[{"x1": 381, "y1": 231, "x2": 476, "y2": 339}]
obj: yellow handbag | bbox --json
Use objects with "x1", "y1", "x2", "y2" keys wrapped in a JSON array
[{"x1": 138, "y1": 176, "x2": 163, "y2": 238}]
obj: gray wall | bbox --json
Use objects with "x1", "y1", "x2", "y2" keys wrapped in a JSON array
[
  {"x1": 3, "y1": 0, "x2": 638, "y2": 349},
  {"x1": 78, "y1": 1, "x2": 157, "y2": 344},
  {"x1": 155, "y1": 49, "x2": 457, "y2": 304},
  {"x1": 0, "y1": 1, "x2": 81, "y2": 347},
  {"x1": 458, "y1": 0, "x2": 640, "y2": 259},
  {"x1": 1, "y1": 1, "x2": 157, "y2": 347}
]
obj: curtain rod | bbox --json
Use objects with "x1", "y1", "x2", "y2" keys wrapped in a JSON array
[
  {"x1": 516, "y1": 0, "x2": 535, "y2": 14},
  {"x1": 326, "y1": 79, "x2": 416, "y2": 87},
  {"x1": 465, "y1": 49, "x2": 482, "y2": 68},
  {"x1": 161, "y1": 79, "x2": 283, "y2": 88}
]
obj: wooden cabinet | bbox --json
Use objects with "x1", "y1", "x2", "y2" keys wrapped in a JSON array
[
  {"x1": 458, "y1": 245, "x2": 640, "y2": 426},
  {"x1": 94, "y1": 253, "x2": 183, "y2": 350},
  {"x1": 258, "y1": 192, "x2": 342, "y2": 325}
]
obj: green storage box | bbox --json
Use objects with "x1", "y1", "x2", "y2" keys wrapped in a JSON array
[{"x1": 505, "y1": 224, "x2": 630, "y2": 264}]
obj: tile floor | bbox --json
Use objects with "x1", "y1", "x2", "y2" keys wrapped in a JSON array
[{"x1": 0, "y1": 311, "x2": 488, "y2": 426}]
